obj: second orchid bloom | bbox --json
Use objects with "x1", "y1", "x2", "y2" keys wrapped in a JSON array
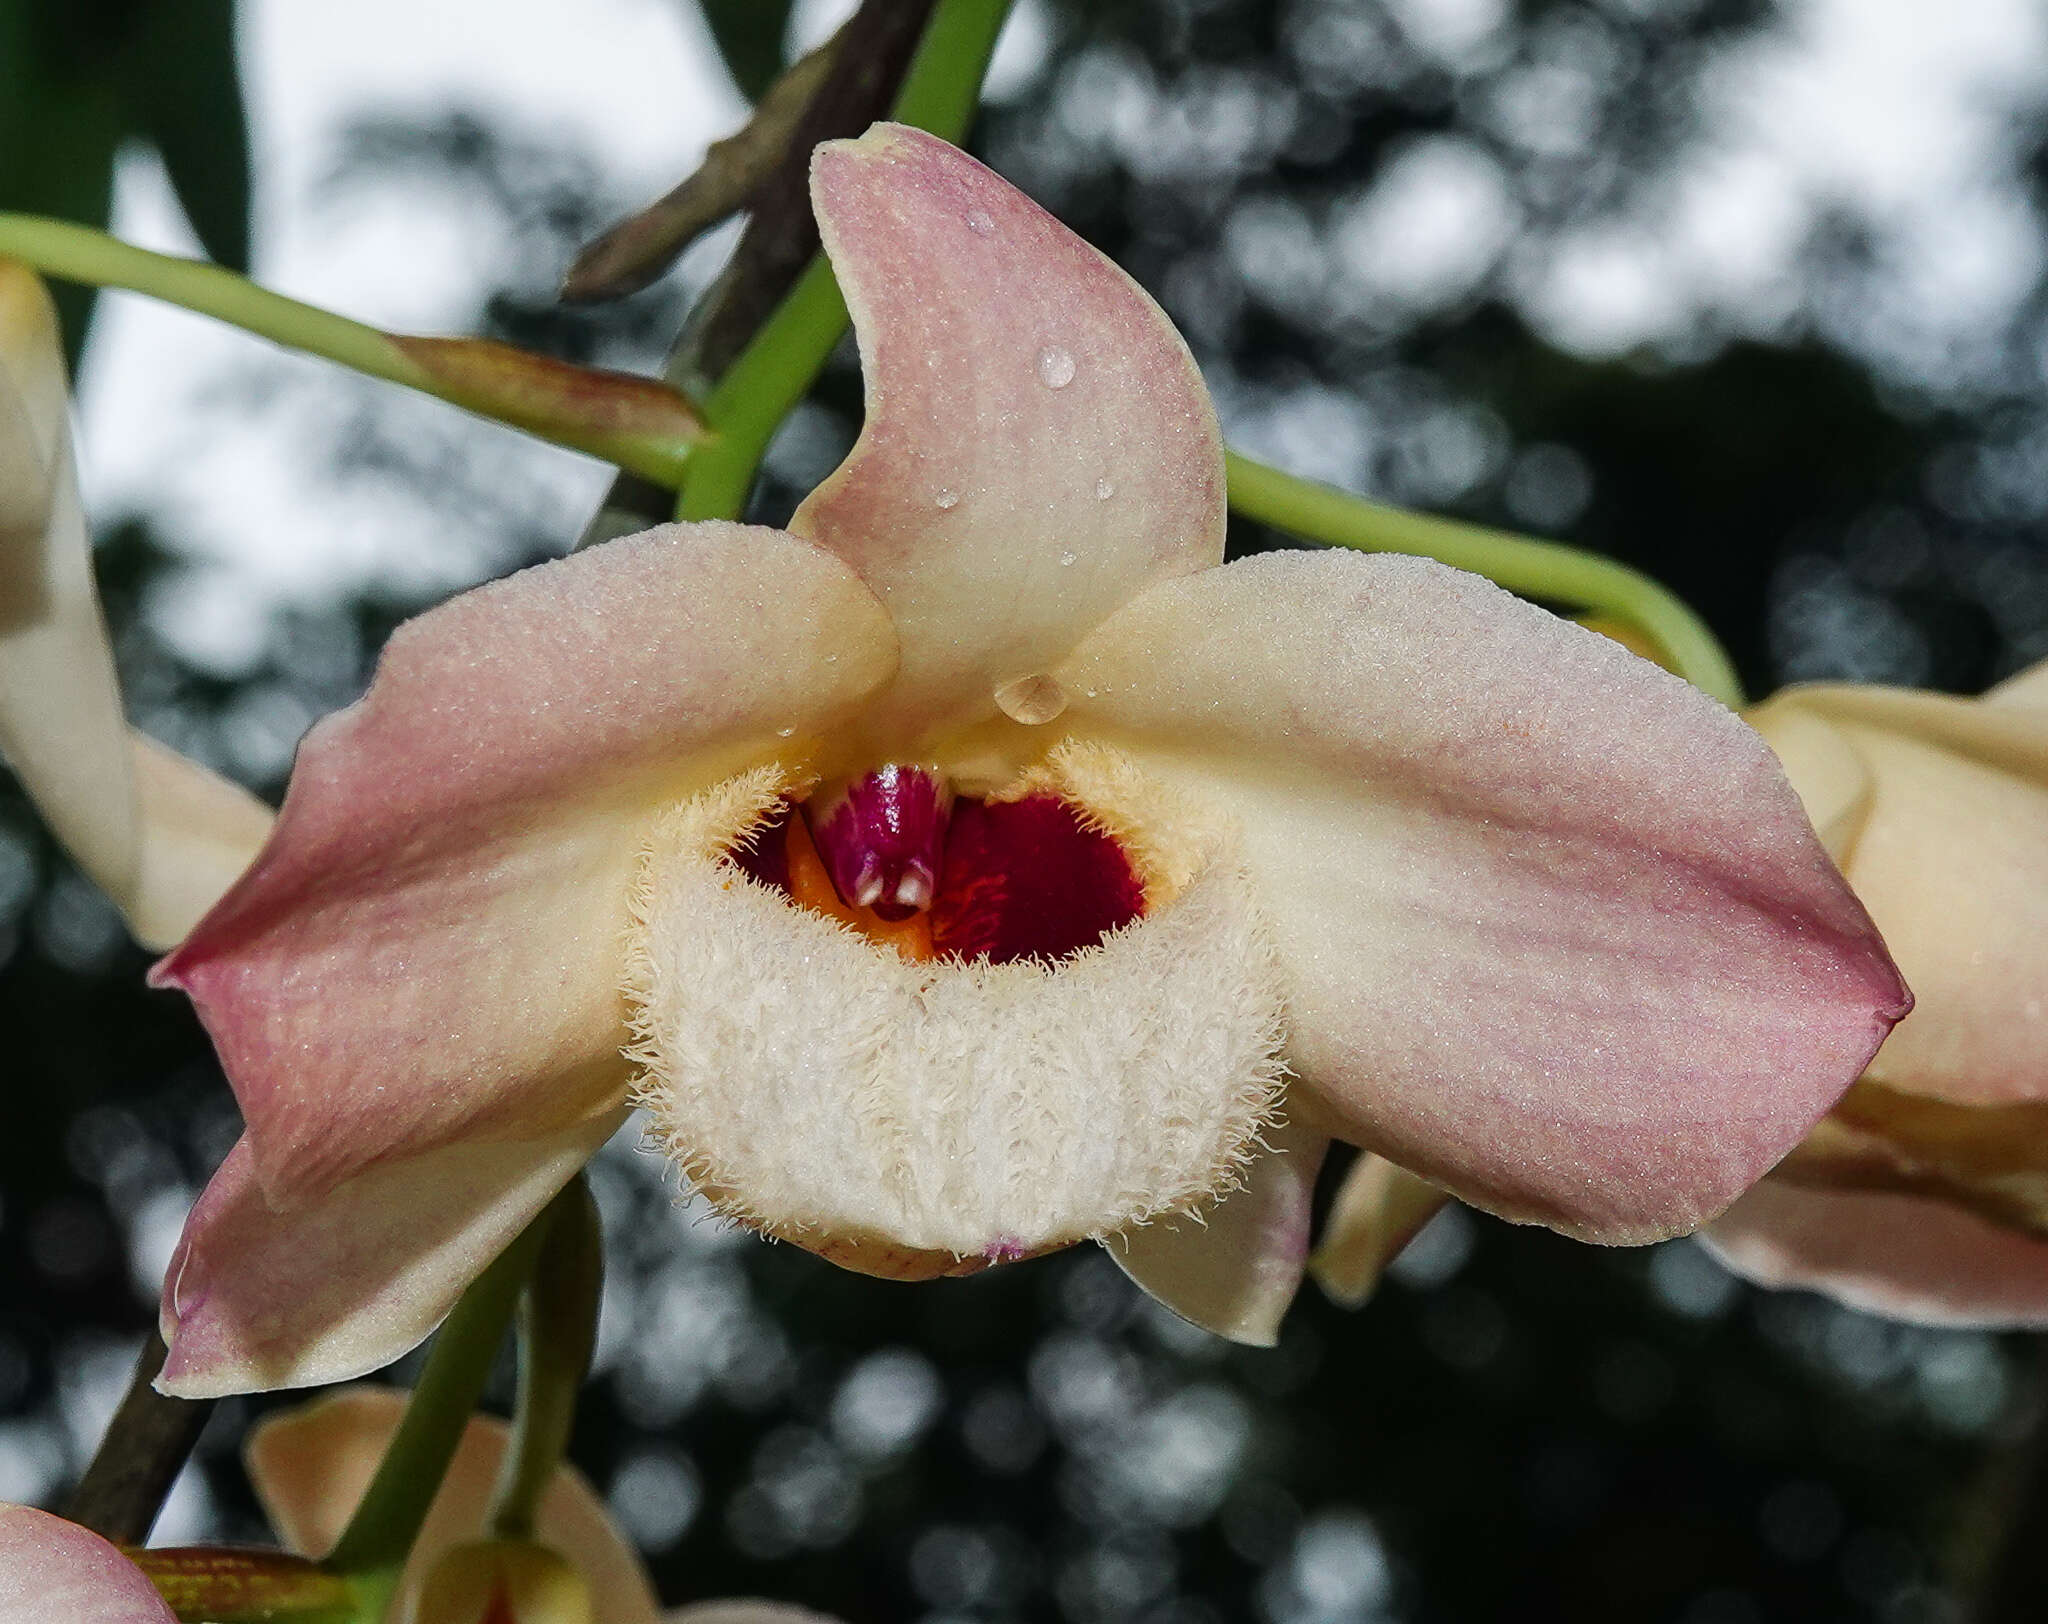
[
  {"x1": 4, "y1": 127, "x2": 1909, "y2": 1398},
  {"x1": 1709, "y1": 665, "x2": 2048, "y2": 1322}
]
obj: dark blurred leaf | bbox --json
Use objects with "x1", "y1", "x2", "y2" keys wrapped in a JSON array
[
  {"x1": 115, "y1": 0, "x2": 252, "y2": 272},
  {"x1": 0, "y1": 0, "x2": 249, "y2": 362},
  {"x1": 698, "y1": 0, "x2": 795, "y2": 101},
  {"x1": 0, "y1": 0, "x2": 124, "y2": 367}
]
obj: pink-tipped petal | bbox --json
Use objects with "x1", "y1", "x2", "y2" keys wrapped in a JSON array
[
  {"x1": 1056, "y1": 550, "x2": 1909, "y2": 1242},
  {"x1": 1107, "y1": 1112, "x2": 1327, "y2": 1346},
  {"x1": 0, "y1": 265, "x2": 143, "y2": 923},
  {"x1": 794, "y1": 125, "x2": 1223, "y2": 739},
  {"x1": 1310, "y1": 1155, "x2": 1452, "y2": 1309},
  {"x1": 247, "y1": 1387, "x2": 660, "y2": 1624},
  {"x1": 1749, "y1": 685, "x2": 2048, "y2": 1107},
  {"x1": 154, "y1": 524, "x2": 895, "y2": 1205},
  {"x1": 0, "y1": 1505, "x2": 174, "y2": 1624},
  {"x1": 158, "y1": 1111, "x2": 624, "y2": 1397},
  {"x1": 1704, "y1": 1181, "x2": 2048, "y2": 1328}
]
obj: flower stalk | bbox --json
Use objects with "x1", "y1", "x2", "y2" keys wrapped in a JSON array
[
  {"x1": 486, "y1": 1178, "x2": 603, "y2": 1544},
  {"x1": 1224, "y1": 449, "x2": 1747, "y2": 708},
  {"x1": 128, "y1": 1547, "x2": 358, "y2": 1624},
  {"x1": 0, "y1": 214, "x2": 707, "y2": 484},
  {"x1": 320, "y1": 1188, "x2": 565, "y2": 1618}
]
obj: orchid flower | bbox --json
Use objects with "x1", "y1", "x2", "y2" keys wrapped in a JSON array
[
  {"x1": 1702, "y1": 661, "x2": 2048, "y2": 1325},
  {"x1": 0, "y1": 1387, "x2": 843, "y2": 1624},
  {"x1": 2, "y1": 129, "x2": 1908, "y2": 1399}
]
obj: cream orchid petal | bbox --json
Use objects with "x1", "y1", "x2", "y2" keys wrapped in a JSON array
[
  {"x1": 792, "y1": 124, "x2": 1222, "y2": 740},
  {"x1": 1310, "y1": 1154, "x2": 1452, "y2": 1309},
  {"x1": 1753, "y1": 683, "x2": 2048, "y2": 780},
  {"x1": 0, "y1": 1505, "x2": 175, "y2": 1624},
  {"x1": 0, "y1": 263, "x2": 66, "y2": 469},
  {"x1": 1750, "y1": 686, "x2": 2048, "y2": 1106},
  {"x1": 1988, "y1": 656, "x2": 2048, "y2": 709},
  {"x1": 1743, "y1": 703, "x2": 1870, "y2": 863},
  {"x1": 1703, "y1": 1182, "x2": 2048, "y2": 1328},
  {"x1": 666, "y1": 1606, "x2": 848, "y2": 1624},
  {"x1": 1106, "y1": 1110, "x2": 1327, "y2": 1347},
  {"x1": 153, "y1": 524, "x2": 897, "y2": 1206},
  {"x1": 1055, "y1": 549, "x2": 1909, "y2": 1242},
  {"x1": 0, "y1": 264, "x2": 143, "y2": 923},
  {"x1": 158, "y1": 1111, "x2": 625, "y2": 1398},
  {"x1": 246, "y1": 1386, "x2": 660, "y2": 1624},
  {"x1": 126, "y1": 730, "x2": 274, "y2": 951}
]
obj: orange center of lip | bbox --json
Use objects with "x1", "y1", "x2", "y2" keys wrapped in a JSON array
[{"x1": 782, "y1": 810, "x2": 936, "y2": 961}]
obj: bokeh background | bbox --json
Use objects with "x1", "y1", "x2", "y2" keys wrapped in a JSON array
[{"x1": 6, "y1": 1, "x2": 2048, "y2": 1619}]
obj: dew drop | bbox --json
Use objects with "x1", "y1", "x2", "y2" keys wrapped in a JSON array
[
  {"x1": 776, "y1": 726, "x2": 795, "y2": 738},
  {"x1": 993, "y1": 673, "x2": 1069, "y2": 726},
  {"x1": 966, "y1": 209, "x2": 996, "y2": 237},
  {"x1": 1036, "y1": 345, "x2": 1076, "y2": 389},
  {"x1": 1058, "y1": 550, "x2": 1077, "y2": 567},
  {"x1": 934, "y1": 487, "x2": 960, "y2": 510},
  {"x1": 1094, "y1": 476, "x2": 1115, "y2": 501}
]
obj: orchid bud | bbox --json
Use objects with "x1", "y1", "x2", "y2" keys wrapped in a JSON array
[{"x1": 408, "y1": 1540, "x2": 592, "y2": 1624}]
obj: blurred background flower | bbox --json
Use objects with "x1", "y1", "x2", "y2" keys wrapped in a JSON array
[{"x1": 9, "y1": 0, "x2": 2048, "y2": 1619}]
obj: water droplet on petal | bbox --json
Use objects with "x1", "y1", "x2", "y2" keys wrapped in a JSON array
[
  {"x1": 934, "y1": 487, "x2": 960, "y2": 510},
  {"x1": 1095, "y1": 476, "x2": 1115, "y2": 500},
  {"x1": 966, "y1": 209, "x2": 996, "y2": 237},
  {"x1": 1036, "y1": 345, "x2": 1076, "y2": 389},
  {"x1": 993, "y1": 674, "x2": 1069, "y2": 726},
  {"x1": 1058, "y1": 550, "x2": 1077, "y2": 567},
  {"x1": 776, "y1": 726, "x2": 795, "y2": 738}
]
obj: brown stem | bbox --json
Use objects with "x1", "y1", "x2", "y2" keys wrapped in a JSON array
[
  {"x1": 574, "y1": 0, "x2": 942, "y2": 549},
  {"x1": 63, "y1": 1330, "x2": 214, "y2": 1545},
  {"x1": 559, "y1": 36, "x2": 841, "y2": 305}
]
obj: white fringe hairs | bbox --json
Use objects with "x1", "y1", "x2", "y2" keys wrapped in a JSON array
[{"x1": 623, "y1": 743, "x2": 1289, "y2": 1261}]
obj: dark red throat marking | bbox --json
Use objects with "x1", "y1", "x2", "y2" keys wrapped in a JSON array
[{"x1": 734, "y1": 793, "x2": 1144, "y2": 965}]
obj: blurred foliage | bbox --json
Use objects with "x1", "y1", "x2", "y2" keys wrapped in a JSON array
[
  {"x1": 696, "y1": 0, "x2": 801, "y2": 102},
  {"x1": 0, "y1": 0, "x2": 248, "y2": 365},
  {"x1": 7, "y1": 1, "x2": 2048, "y2": 1621}
]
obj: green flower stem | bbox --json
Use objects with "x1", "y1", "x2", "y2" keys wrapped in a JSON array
[
  {"x1": 0, "y1": 212, "x2": 700, "y2": 486},
  {"x1": 321, "y1": 1194, "x2": 566, "y2": 1618},
  {"x1": 1225, "y1": 449, "x2": 1747, "y2": 709},
  {"x1": 887, "y1": 0, "x2": 1016, "y2": 138},
  {"x1": 677, "y1": 255, "x2": 848, "y2": 521},
  {"x1": 486, "y1": 1176, "x2": 603, "y2": 1543},
  {"x1": 674, "y1": 0, "x2": 1015, "y2": 522}
]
